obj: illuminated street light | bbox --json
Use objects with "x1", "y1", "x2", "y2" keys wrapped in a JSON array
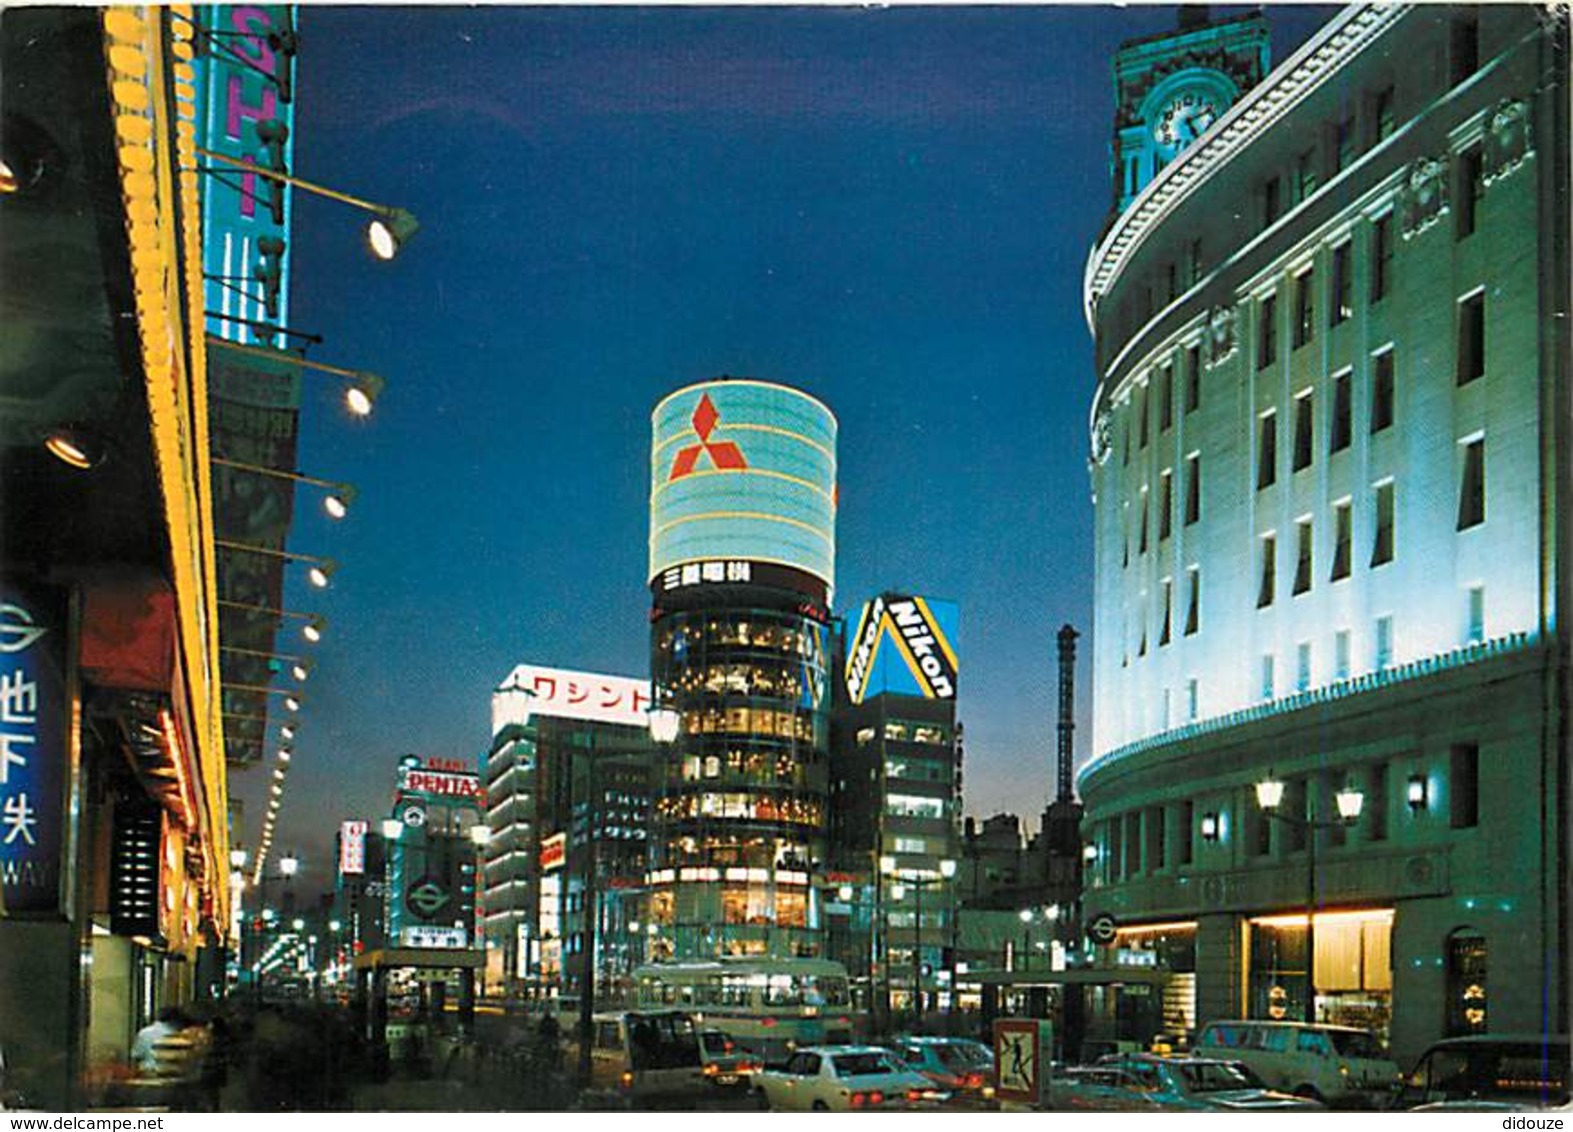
[{"x1": 210, "y1": 456, "x2": 357, "y2": 521}]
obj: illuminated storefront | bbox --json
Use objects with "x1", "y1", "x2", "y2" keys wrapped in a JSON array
[
  {"x1": 1246, "y1": 910, "x2": 1393, "y2": 1038},
  {"x1": 648, "y1": 379, "x2": 837, "y2": 961}
]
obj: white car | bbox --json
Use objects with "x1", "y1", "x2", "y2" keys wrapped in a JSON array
[{"x1": 753, "y1": 1045, "x2": 946, "y2": 1111}]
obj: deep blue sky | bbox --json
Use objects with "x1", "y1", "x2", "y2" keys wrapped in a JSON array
[{"x1": 251, "y1": 4, "x2": 1334, "y2": 888}]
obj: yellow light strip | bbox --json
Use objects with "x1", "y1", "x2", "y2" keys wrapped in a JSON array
[
  {"x1": 104, "y1": 5, "x2": 228, "y2": 934},
  {"x1": 1114, "y1": 920, "x2": 1199, "y2": 937},
  {"x1": 912, "y1": 596, "x2": 960, "y2": 670},
  {"x1": 651, "y1": 510, "x2": 834, "y2": 546},
  {"x1": 1248, "y1": 908, "x2": 1395, "y2": 929},
  {"x1": 651, "y1": 464, "x2": 834, "y2": 502}
]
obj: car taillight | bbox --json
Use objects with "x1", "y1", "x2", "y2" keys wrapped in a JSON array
[
  {"x1": 621, "y1": 1071, "x2": 634, "y2": 1089},
  {"x1": 703, "y1": 1063, "x2": 719, "y2": 1076},
  {"x1": 906, "y1": 1089, "x2": 922, "y2": 1102},
  {"x1": 760, "y1": 1017, "x2": 776, "y2": 1028},
  {"x1": 869, "y1": 1091, "x2": 884, "y2": 1105},
  {"x1": 965, "y1": 1073, "x2": 984, "y2": 1088}
]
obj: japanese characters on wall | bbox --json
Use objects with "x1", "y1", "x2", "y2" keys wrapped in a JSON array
[
  {"x1": 491, "y1": 663, "x2": 654, "y2": 733},
  {"x1": 0, "y1": 579, "x2": 70, "y2": 914}
]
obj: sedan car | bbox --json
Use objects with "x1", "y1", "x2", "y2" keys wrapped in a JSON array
[
  {"x1": 697, "y1": 1029, "x2": 762, "y2": 1091},
  {"x1": 887, "y1": 1036, "x2": 996, "y2": 1101},
  {"x1": 753, "y1": 1045, "x2": 947, "y2": 1111},
  {"x1": 1052, "y1": 1054, "x2": 1324, "y2": 1111}
]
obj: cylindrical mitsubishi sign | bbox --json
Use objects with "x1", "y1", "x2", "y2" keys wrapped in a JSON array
[{"x1": 650, "y1": 378, "x2": 837, "y2": 596}]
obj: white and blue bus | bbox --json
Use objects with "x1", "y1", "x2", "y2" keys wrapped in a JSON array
[{"x1": 632, "y1": 958, "x2": 856, "y2": 1060}]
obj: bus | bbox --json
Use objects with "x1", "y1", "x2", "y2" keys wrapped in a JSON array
[{"x1": 631, "y1": 958, "x2": 857, "y2": 1061}]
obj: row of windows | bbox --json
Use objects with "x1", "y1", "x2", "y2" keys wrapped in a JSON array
[
  {"x1": 1094, "y1": 744, "x2": 1480, "y2": 882},
  {"x1": 1105, "y1": 5, "x2": 1490, "y2": 398},
  {"x1": 1136, "y1": 583, "x2": 1492, "y2": 732}
]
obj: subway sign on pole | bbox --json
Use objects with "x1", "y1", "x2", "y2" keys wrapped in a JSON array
[
  {"x1": 0, "y1": 579, "x2": 70, "y2": 913},
  {"x1": 844, "y1": 594, "x2": 960, "y2": 705},
  {"x1": 650, "y1": 379, "x2": 837, "y2": 600}
]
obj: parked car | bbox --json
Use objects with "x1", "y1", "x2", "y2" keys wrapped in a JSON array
[
  {"x1": 697, "y1": 1028, "x2": 762, "y2": 1091},
  {"x1": 886, "y1": 1036, "x2": 995, "y2": 1101},
  {"x1": 1390, "y1": 1034, "x2": 1570, "y2": 1111},
  {"x1": 753, "y1": 1045, "x2": 946, "y2": 1111},
  {"x1": 1053, "y1": 1053, "x2": 1323, "y2": 1111},
  {"x1": 1193, "y1": 1019, "x2": 1400, "y2": 1106}
]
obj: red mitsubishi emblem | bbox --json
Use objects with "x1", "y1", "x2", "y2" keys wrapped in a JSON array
[{"x1": 668, "y1": 393, "x2": 748, "y2": 480}]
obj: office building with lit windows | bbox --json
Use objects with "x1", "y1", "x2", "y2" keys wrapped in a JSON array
[
  {"x1": 1079, "y1": 4, "x2": 1567, "y2": 1063},
  {"x1": 484, "y1": 664, "x2": 655, "y2": 997},
  {"x1": 829, "y1": 593, "x2": 963, "y2": 1016},
  {"x1": 647, "y1": 379, "x2": 838, "y2": 960}
]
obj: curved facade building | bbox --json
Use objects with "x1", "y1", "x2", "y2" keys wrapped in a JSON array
[
  {"x1": 648, "y1": 379, "x2": 837, "y2": 959},
  {"x1": 1080, "y1": 5, "x2": 1567, "y2": 1062}
]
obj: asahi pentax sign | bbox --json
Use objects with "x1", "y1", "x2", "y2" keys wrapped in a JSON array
[
  {"x1": 396, "y1": 754, "x2": 482, "y2": 802},
  {"x1": 844, "y1": 593, "x2": 960, "y2": 705}
]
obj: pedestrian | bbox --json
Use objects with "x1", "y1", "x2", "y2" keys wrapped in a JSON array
[{"x1": 131, "y1": 1008, "x2": 188, "y2": 1075}]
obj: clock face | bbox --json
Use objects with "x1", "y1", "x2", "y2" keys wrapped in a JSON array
[{"x1": 1153, "y1": 88, "x2": 1222, "y2": 154}]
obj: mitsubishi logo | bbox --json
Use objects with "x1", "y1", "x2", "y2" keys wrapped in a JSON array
[{"x1": 668, "y1": 393, "x2": 748, "y2": 481}]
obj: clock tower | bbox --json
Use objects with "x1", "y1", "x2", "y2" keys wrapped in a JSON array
[{"x1": 1109, "y1": 6, "x2": 1270, "y2": 215}]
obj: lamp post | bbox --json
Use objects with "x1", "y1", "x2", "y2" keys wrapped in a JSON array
[
  {"x1": 1255, "y1": 773, "x2": 1364, "y2": 1023},
  {"x1": 884, "y1": 859, "x2": 955, "y2": 1030},
  {"x1": 1018, "y1": 908, "x2": 1033, "y2": 973}
]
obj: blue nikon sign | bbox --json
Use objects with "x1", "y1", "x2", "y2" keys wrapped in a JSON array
[{"x1": 0, "y1": 579, "x2": 69, "y2": 914}]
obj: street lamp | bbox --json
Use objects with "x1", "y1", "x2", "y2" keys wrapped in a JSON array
[
  {"x1": 1255, "y1": 772, "x2": 1364, "y2": 1023},
  {"x1": 885, "y1": 858, "x2": 955, "y2": 1030},
  {"x1": 1018, "y1": 908, "x2": 1034, "y2": 973}
]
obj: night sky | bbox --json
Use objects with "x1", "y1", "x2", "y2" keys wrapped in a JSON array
[{"x1": 250, "y1": 4, "x2": 1335, "y2": 889}]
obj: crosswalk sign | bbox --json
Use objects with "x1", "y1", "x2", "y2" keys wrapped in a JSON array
[{"x1": 993, "y1": 1019, "x2": 1039, "y2": 1103}]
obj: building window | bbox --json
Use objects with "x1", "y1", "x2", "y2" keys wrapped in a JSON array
[
  {"x1": 1456, "y1": 145, "x2": 1484, "y2": 239},
  {"x1": 1296, "y1": 148, "x2": 1319, "y2": 201},
  {"x1": 1258, "y1": 534, "x2": 1276, "y2": 609},
  {"x1": 1122, "y1": 504, "x2": 1130, "y2": 568},
  {"x1": 1334, "y1": 116, "x2": 1357, "y2": 174},
  {"x1": 1260, "y1": 654, "x2": 1275, "y2": 701},
  {"x1": 1186, "y1": 677, "x2": 1199, "y2": 722},
  {"x1": 1457, "y1": 291, "x2": 1485, "y2": 385},
  {"x1": 1159, "y1": 470, "x2": 1173, "y2": 542},
  {"x1": 1371, "y1": 213, "x2": 1392, "y2": 303},
  {"x1": 1446, "y1": 930, "x2": 1488, "y2": 1036},
  {"x1": 1367, "y1": 762, "x2": 1388, "y2": 841},
  {"x1": 1467, "y1": 585, "x2": 1485, "y2": 643},
  {"x1": 1373, "y1": 85, "x2": 1396, "y2": 142},
  {"x1": 1293, "y1": 392, "x2": 1314, "y2": 472},
  {"x1": 1188, "y1": 238, "x2": 1204, "y2": 286},
  {"x1": 1139, "y1": 486, "x2": 1150, "y2": 553},
  {"x1": 1371, "y1": 348, "x2": 1395, "y2": 433},
  {"x1": 1122, "y1": 415, "x2": 1130, "y2": 466},
  {"x1": 1451, "y1": 8, "x2": 1480, "y2": 86},
  {"x1": 1258, "y1": 410, "x2": 1277, "y2": 490},
  {"x1": 1167, "y1": 261, "x2": 1179, "y2": 303},
  {"x1": 1178, "y1": 799, "x2": 1195, "y2": 864},
  {"x1": 1293, "y1": 269, "x2": 1314, "y2": 349},
  {"x1": 1296, "y1": 641, "x2": 1312, "y2": 692},
  {"x1": 1139, "y1": 384, "x2": 1150, "y2": 447},
  {"x1": 1334, "y1": 629, "x2": 1351, "y2": 680},
  {"x1": 1159, "y1": 365, "x2": 1174, "y2": 432},
  {"x1": 1293, "y1": 518, "x2": 1313, "y2": 596},
  {"x1": 1185, "y1": 567, "x2": 1200, "y2": 637},
  {"x1": 1375, "y1": 614, "x2": 1394, "y2": 669},
  {"x1": 1331, "y1": 500, "x2": 1352, "y2": 581},
  {"x1": 1263, "y1": 175, "x2": 1282, "y2": 228},
  {"x1": 1450, "y1": 742, "x2": 1479, "y2": 828},
  {"x1": 1258, "y1": 293, "x2": 1277, "y2": 370},
  {"x1": 1184, "y1": 344, "x2": 1201, "y2": 413},
  {"x1": 1373, "y1": 481, "x2": 1395, "y2": 566},
  {"x1": 1330, "y1": 370, "x2": 1352, "y2": 454},
  {"x1": 1185, "y1": 453, "x2": 1201, "y2": 525},
  {"x1": 1331, "y1": 242, "x2": 1353, "y2": 326},
  {"x1": 1159, "y1": 577, "x2": 1173, "y2": 647},
  {"x1": 1150, "y1": 806, "x2": 1167, "y2": 870},
  {"x1": 1458, "y1": 437, "x2": 1486, "y2": 530}
]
